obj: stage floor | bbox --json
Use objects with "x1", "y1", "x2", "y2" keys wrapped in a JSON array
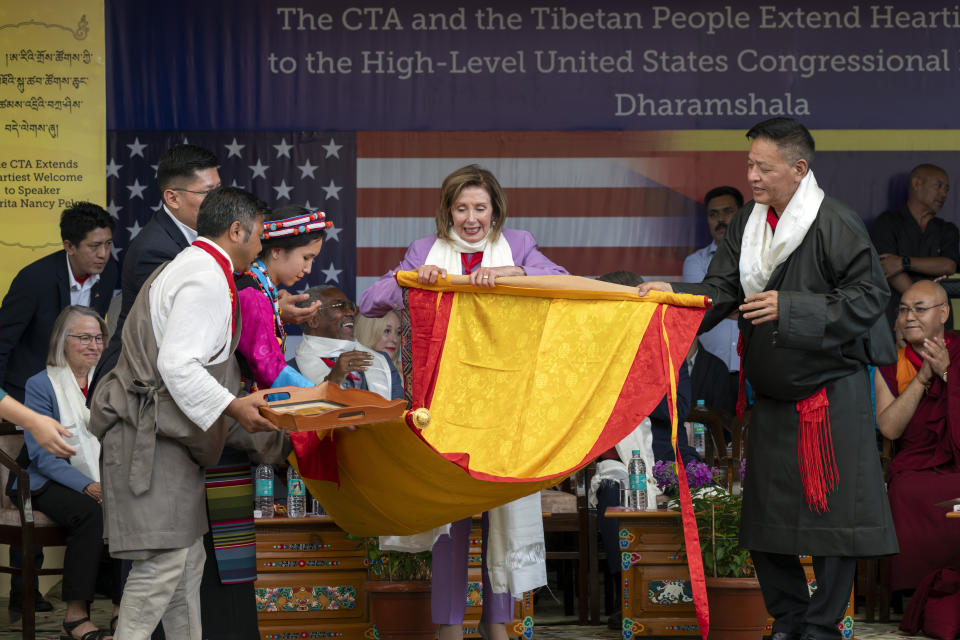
[{"x1": 0, "y1": 590, "x2": 908, "y2": 639}]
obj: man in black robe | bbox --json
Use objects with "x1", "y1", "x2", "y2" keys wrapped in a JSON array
[{"x1": 639, "y1": 118, "x2": 898, "y2": 640}]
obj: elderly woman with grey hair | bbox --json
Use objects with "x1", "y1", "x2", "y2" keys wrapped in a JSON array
[{"x1": 15, "y1": 305, "x2": 119, "y2": 639}]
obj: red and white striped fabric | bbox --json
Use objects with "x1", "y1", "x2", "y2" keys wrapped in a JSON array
[{"x1": 354, "y1": 131, "x2": 747, "y2": 296}]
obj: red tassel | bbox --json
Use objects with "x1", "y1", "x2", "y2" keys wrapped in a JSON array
[
  {"x1": 796, "y1": 387, "x2": 838, "y2": 513},
  {"x1": 735, "y1": 334, "x2": 747, "y2": 419}
]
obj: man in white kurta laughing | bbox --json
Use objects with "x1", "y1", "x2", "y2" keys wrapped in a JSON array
[{"x1": 293, "y1": 285, "x2": 402, "y2": 400}]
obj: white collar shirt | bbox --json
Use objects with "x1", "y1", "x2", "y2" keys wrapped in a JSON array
[
  {"x1": 163, "y1": 204, "x2": 198, "y2": 245},
  {"x1": 65, "y1": 254, "x2": 100, "y2": 307},
  {"x1": 682, "y1": 241, "x2": 740, "y2": 373}
]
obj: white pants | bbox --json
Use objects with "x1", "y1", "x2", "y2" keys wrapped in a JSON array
[{"x1": 115, "y1": 536, "x2": 206, "y2": 640}]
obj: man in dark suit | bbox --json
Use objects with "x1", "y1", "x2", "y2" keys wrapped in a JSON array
[
  {"x1": 0, "y1": 202, "x2": 116, "y2": 403},
  {"x1": 686, "y1": 337, "x2": 738, "y2": 417},
  {"x1": 0, "y1": 201, "x2": 116, "y2": 612},
  {"x1": 92, "y1": 144, "x2": 221, "y2": 389}
]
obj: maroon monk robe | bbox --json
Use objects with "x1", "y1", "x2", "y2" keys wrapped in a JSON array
[{"x1": 879, "y1": 334, "x2": 960, "y2": 592}]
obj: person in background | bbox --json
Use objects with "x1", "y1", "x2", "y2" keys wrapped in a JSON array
[
  {"x1": 295, "y1": 286, "x2": 403, "y2": 401},
  {"x1": 92, "y1": 144, "x2": 219, "y2": 393},
  {"x1": 0, "y1": 201, "x2": 115, "y2": 613},
  {"x1": 355, "y1": 311, "x2": 402, "y2": 376},
  {"x1": 0, "y1": 202, "x2": 116, "y2": 403},
  {"x1": 874, "y1": 279, "x2": 960, "y2": 617},
  {"x1": 872, "y1": 163, "x2": 960, "y2": 327},
  {"x1": 358, "y1": 164, "x2": 564, "y2": 640},
  {"x1": 683, "y1": 186, "x2": 744, "y2": 379},
  {"x1": 16, "y1": 306, "x2": 120, "y2": 639},
  {"x1": 686, "y1": 337, "x2": 738, "y2": 418}
]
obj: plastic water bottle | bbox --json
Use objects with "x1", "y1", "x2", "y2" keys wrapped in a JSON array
[
  {"x1": 254, "y1": 464, "x2": 274, "y2": 518},
  {"x1": 287, "y1": 466, "x2": 306, "y2": 519},
  {"x1": 626, "y1": 450, "x2": 647, "y2": 511},
  {"x1": 692, "y1": 399, "x2": 706, "y2": 459}
]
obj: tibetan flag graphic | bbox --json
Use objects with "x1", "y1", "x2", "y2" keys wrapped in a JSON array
[{"x1": 294, "y1": 274, "x2": 707, "y2": 532}]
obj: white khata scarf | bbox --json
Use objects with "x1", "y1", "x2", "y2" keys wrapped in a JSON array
[
  {"x1": 739, "y1": 170, "x2": 825, "y2": 297},
  {"x1": 423, "y1": 228, "x2": 515, "y2": 273},
  {"x1": 294, "y1": 335, "x2": 392, "y2": 400},
  {"x1": 46, "y1": 365, "x2": 100, "y2": 482}
]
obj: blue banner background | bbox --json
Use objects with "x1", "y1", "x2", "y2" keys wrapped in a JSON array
[{"x1": 106, "y1": 0, "x2": 960, "y2": 130}]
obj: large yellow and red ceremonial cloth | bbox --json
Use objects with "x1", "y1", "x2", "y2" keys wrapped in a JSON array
[{"x1": 292, "y1": 273, "x2": 712, "y2": 636}]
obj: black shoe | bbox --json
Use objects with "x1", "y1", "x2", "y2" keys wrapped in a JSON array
[
  {"x1": 607, "y1": 609, "x2": 622, "y2": 630},
  {"x1": 771, "y1": 633, "x2": 802, "y2": 640},
  {"x1": 800, "y1": 629, "x2": 841, "y2": 640},
  {"x1": 7, "y1": 590, "x2": 54, "y2": 612}
]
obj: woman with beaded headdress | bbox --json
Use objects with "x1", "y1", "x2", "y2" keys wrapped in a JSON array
[{"x1": 235, "y1": 204, "x2": 331, "y2": 391}]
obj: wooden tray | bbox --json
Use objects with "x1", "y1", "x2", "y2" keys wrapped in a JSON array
[{"x1": 258, "y1": 382, "x2": 406, "y2": 432}]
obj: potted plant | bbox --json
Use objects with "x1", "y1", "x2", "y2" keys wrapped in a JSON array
[
  {"x1": 656, "y1": 462, "x2": 768, "y2": 639},
  {"x1": 356, "y1": 535, "x2": 436, "y2": 639}
]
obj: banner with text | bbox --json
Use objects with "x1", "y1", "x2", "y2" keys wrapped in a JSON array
[
  {"x1": 109, "y1": 0, "x2": 960, "y2": 130},
  {"x1": 0, "y1": 1, "x2": 106, "y2": 294}
]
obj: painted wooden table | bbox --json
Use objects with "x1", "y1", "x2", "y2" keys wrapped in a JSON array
[
  {"x1": 604, "y1": 508, "x2": 855, "y2": 639},
  {"x1": 253, "y1": 515, "x2": 534, "y2": 639},
  {"x1": 254, "y1": 516, "x2": 372, "y2": 640}
]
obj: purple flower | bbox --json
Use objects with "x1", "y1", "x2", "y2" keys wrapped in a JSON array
[{"x1": 652, "y1": 460, "x2": 724, "y2": 495}]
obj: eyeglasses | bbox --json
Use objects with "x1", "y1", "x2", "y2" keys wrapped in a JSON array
[
  {"x1": 68, "y1": 334, "x2": 104, "y2": 346},
  {"x1": 171, "y1": 185, "x2": 220, "y2": 196},
  {"x1": 897, "y1": 302, "x2": 946, "y2": 316},
  {"x1": 325, "y1": 301, "x2": 357, "y2": 313}
]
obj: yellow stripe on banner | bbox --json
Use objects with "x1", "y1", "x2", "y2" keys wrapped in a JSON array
[
  {"x1": 657, "y1": 129, "x2": 960, "y2": 152},
  {"x1": 423, "y1": 292, "x2": 658, "y2": 478},
  {"x1": 396, "y1": 272, "x2": 709, "y2": 308}
]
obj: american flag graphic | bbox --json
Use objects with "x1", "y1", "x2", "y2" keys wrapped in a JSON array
[
  {"x1": 106, "y1": 130, "x2": 754, "y2": 304},
  {"x1": 105, "y1": 131, "x2": 357, "y2": 306},
  {"x1": 354, "y1": 131, "x2": 750, "y2": 293}
]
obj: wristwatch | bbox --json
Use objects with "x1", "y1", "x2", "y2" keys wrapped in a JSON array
[{"x1": 902, "y1": 256, "x2": 911, "y2": 273}]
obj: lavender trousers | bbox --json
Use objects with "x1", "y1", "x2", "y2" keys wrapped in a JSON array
[{"x1": 430, "y1": 513, "x2": 514, "y2": 624}]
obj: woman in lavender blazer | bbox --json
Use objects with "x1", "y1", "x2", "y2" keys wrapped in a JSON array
[
  {"x1": 358, "y1": 164, "x2": 567, "y2": 318},
  {"x1": 357, "y1": 165, "x2": 566, "y2": 640}
]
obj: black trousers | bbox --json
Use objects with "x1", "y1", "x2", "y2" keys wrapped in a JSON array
[
  {"x1": 199, "y1": 529, "x2": 259, "y2": 640},
  {"x1": 8, "y1": 546, "x2": 43, "y2": 594},
  {"x1": 596, "y1": 479, "x2": 622, "y2": 575},
  {"x1": 31, "y1": 481, "x2": 121, "y2": 604},
  {"x1": 751, "y1": 551, "x2": 855, "y2": 639}
]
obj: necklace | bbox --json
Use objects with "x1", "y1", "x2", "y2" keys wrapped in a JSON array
[{"x1": 246, "y1": 259, "x2": 286, "y2": 351}]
